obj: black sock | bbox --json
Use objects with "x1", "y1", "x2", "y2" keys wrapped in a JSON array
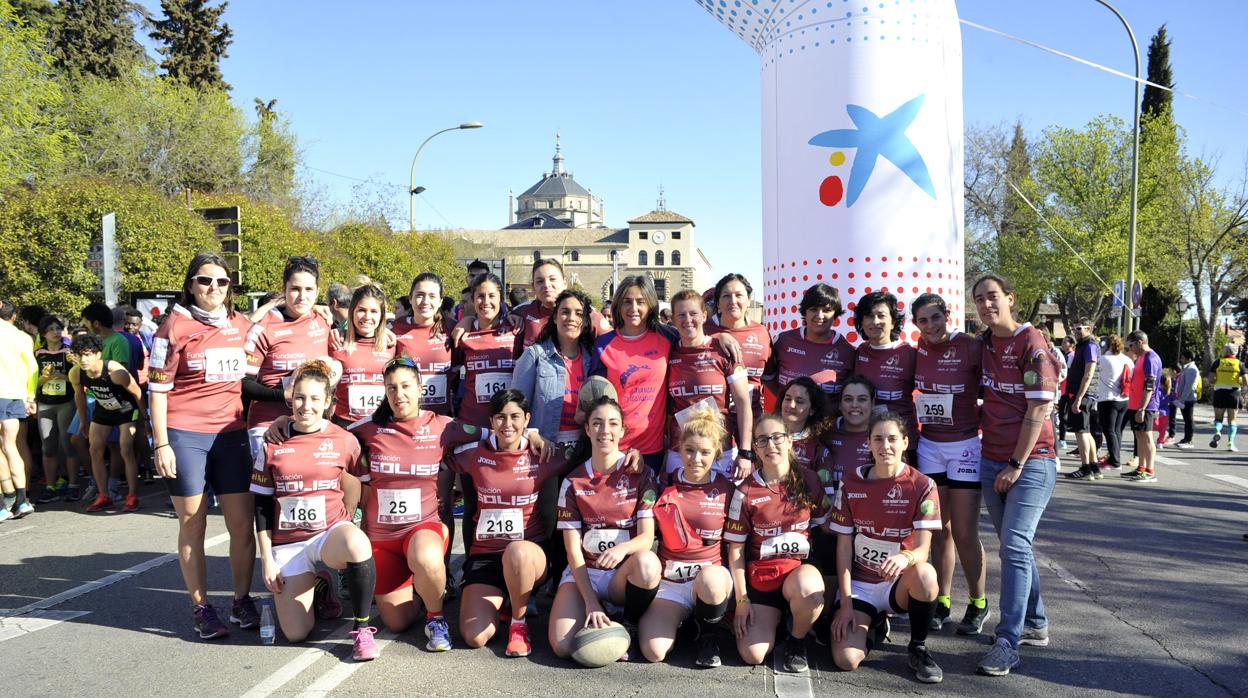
[
  {"x1": 13, "y1": 487, "x2": 27, "y2": 508},
  {"x1": 694, "y1": 596, "x2": 729, "y2": 626},
  {"x1": 623, "y1": 581, "x2": 658, "y2": 624},
  {"x1": 908, "y1": 596, "x2": 934, "y2": 646},
  {"x1": 345, "y1": 560, "x2": 376, "y2": 629}
]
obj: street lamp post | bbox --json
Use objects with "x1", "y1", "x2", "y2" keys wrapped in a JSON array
[
  {"x1": 408, "y1": 122, "x2": 483, "y2": 232},
  {"x1": 1093, "y1": 0, "x2": 1141, "y2": 332},
  {"x1": 1176, "y1": 298, "x2": 1191, "y2": 365}
]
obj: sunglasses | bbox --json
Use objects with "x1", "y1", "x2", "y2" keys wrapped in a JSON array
[
  {"x1": 193, "y1": 275, "x2": 231, "y2": 288},
  {"x1": 385, "y1": 355, "x2": 421, "y2": 373}
]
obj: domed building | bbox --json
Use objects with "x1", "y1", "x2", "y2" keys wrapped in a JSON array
[{"x1": 508, "y1": 134, "x2": 604, "y2": 229}]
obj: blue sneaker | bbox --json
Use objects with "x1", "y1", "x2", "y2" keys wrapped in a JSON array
[
  {"x1": 452, "y1": 497, "x2": 464, "y2": 517},
  {"x1": 12, "y1": 501, "x2": 34, "y2": 519},
  {"x1": 425, "y1": 618, "x2": 452, "y2": 651}
]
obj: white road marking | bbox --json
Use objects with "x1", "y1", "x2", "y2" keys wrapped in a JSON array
[
  {"x1": 771, "y1": 644, "x2": 813, "y2": 698},
  {"x1": 240, "y1": 620, "x2": 352, "y2": 698},
  {"x1": 0, "y1": 525, "x2": 34, "y2": 539},
  {"x1": 295, "y1": 630, "x2": 395, "y2": 698},
  {"x1": 0, "y1": 609, "x2": 91, "y2": 642},
  {"x1": 1203, "y1": 473, "x2": 1248, "y2": 492}
]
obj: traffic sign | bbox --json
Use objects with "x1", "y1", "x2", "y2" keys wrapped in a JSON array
[
  {"x1": 1132, "y1": 279, "x2": 1143, "y2": 306},
  {"x1": 1112, "y1": 280, "x2": 1124, "y2": 308}
]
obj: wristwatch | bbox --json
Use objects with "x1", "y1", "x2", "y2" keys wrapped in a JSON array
[
  {"x1": 737, "y1": 449, "x2": 755, "y2": 460},
  {"x1": 1008, "y1": 458, "x2": 1024, "y2": 470}
]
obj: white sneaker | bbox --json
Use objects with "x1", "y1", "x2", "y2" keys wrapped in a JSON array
[{"x1": 1229, "y1": 442, "x2": 1239, "y2": 452}]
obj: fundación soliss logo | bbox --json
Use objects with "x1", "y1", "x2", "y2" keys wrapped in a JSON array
[{"x1": 808, "y1": 94, "x2": 937, "y2": 208}]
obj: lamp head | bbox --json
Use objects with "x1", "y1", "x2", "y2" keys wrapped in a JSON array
[{"x1": 459, "y1": 122, "x2": 484, "y2": 129}]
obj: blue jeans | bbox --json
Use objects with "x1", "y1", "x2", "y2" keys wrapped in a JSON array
[{"x1": 980, "y1": 456, "x2": 1056, "y2": 648}]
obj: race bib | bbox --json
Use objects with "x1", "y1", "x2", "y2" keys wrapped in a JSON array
[
  {"x1": 95, "y1": 395, "x2": 124, "y2": 411},
  {"x1": 376, "y1": 488, "x2": 421, "y2": 525},
  {"x1": 474, "y1": 372, "x2": 511, "y2": 403},
  {"x1": 204, "y1": 347, "x2": 246, "y2": 383},
  {"x1": 854, "y1": 535, "x2": 901, "y2": 572},
  {"x1": 915, "y1": 393, "x2": 953, "y2": 426},
  {"x1": 583, "y1": 528, "x2": 630, "y2": 555},
  {"x1": 421, "y1": 373, "x2": 448, "y2": 405},
  {"x1": 476, "y1": 507, "x2": 523, "y2": 541},
  {"x1": 279, "y1": 495, "x2": 326, "y2": 531},
  {"x1": 348, "y1": 384, "x2": 386, "y2": 418},
  {"x1": 43, "y1": 379, "x2": 67, "y2": 397},
  {"x1": 760, "y1": 532, "x2": 809, "y2": 560},
  {"x1": 663, "y1": 559, "x2": 707, "y2": 583}
]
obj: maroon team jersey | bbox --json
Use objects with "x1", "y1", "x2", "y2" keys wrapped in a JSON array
[
  {"x1": 391, "y1": 319, "x2": 455, "y2": 416},
  {"x1": 914, "y1": 331, "x2": 982, "y2": 442},
  {"x1": 250, "y1": 421, "x2": 359, "y2": 546},
  {"x1": 980, "y1": 324, "x2": 1060, "y2": 461},
  {"x1": 446, "y1": 436, "x2": 564, "y2": 556},
  {"x1": 821, "y1": 419, "x2": 872, "y2": 481},
  {"x1": 764, "y1": 328, "x2": 855, "y2": 397},
  {"x1": 827, "y1": 464, "x2": 941, "y2": 585},
  {"x1": 349, "y1": 411, "x2": 475, "y2": 541},
  {"x1": 330, "y1": 337, "x2": 394, "y2": 422},
  {"x1": 724, "y1": 468, "x2": 831, "y2": 563},
  {"x1": 148, "y1": 305, "x2": 252, "y2": 433},
  {"x1": 245, "y1": 310, "x2": 331, "y2": 427},
  {"x1": 666, "y1": 337, "x2": 747, "y2": 451},
  {"x1": 854, "y1": 341, "x2": 918, "y2": 441},
  {"x1": 791, "y1": 430, "x2": 820, "y2": 475},
  {"x1": 514, "y1": 300, "x2": 606, "y2": 348},
  {"x1": 656, "y1": 471, "x2": 734, "y2": 582},
  {"x1": 706, "y1": 320, "x2": 772, "y2": 414},
  {"x1": 556, "y1": 460, "x2": 658, "y2": 570},
  {"x1": 455, "y1": 320, "x2": 522, "y2": 426}
]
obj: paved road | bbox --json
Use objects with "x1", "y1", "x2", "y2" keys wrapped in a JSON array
[{"x1": 3, "y1": 405, "x2": 1246, "y2": 697}]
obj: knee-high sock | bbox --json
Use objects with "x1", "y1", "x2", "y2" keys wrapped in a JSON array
[
  {"x1": 346, "y1": 560, "x2": 376, "y2": 628},
  {"x1": 908, "y1": 597, "x2": 935, "y2": 647},
  {"x1": 624, "y1": 581, "x2": 658, "y2": 624}
]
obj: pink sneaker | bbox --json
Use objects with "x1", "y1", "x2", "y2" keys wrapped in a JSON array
[{"x1": 351, "y1": 626, "x2": 380, "y2": 661}]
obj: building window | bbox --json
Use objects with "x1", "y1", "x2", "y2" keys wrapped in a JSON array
[
  {"x1": 672, "y1": 231, "x2": 681, "y2": 240},
  {"x1": 570, "y1": 250, "x2": 580, "y2": 262},
  {"x1": 533, "y1": 250, "x2": 541, "y2": 263},
  {"x1": 638, "y1": 231, "x2": 648, "y2": 240},
  {"x1": 671, "y1": 250, "x2": 681, "y2": 266},
  {"x1": 638, "y1": 251, "x2": 648, "y2": 266},
  {"x1": 655, "y1": 251, "x2": 665, "y2": 266},
  {"x1": 654, "y1": 278, "x2": 668, "y2": 301}
]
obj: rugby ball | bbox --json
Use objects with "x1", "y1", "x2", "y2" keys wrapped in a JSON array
[{"x1": 570, "y1": 622, "x2": 631, "y2": 668}]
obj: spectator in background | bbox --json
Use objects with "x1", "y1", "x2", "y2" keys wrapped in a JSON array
[
  {"x1": 1063, "y1": 319, "x2": 1102, "y2": 481},
  {"x1": 1208, "y1": 343, "x2": 1246, "y2": 452},
  {"x1": 18, "y1": 305, "x2": 47, "y2": 347},
  {"x1": 508, "y1": 287, "x2": 529, "y2": 309},
  {"x1": 34, "y1": 316, "x2": 80, "y2": 503},
  {"x1": 81, "y1": 301, "x2": 131, "y2": 369},
  {"x1": 1124, "y1": 331, "x2": 1162, "y2": 481},
  {"x1": 452, "y1": 259, "x2": 491, "y2": 321},
  {"x1": 1174, "y1": 349, "x2": 1200, "y2": 448},
  {"x1": 0, "y1": 299, "x2": 38, "y2": 521},
  {"x1": 327, "y1": 281, "x2": 352, "y2": 333},
  {"x1": 1095, "y1": 335, "x2": 1133, "y2": 471},
  {"x1": 122, "y1": 306, "x2": 153, "y2": 352}
]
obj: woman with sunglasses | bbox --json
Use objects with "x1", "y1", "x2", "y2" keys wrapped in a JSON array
[
  {"x1": 726, "y1": 414, "x2": 831, "y2": 674},
  {"x1": 329, "y1": 285, "x2": 394, "y2": 427},
  {"x1": 148, "y1": 253, "x2": 260, "y2": 639}
]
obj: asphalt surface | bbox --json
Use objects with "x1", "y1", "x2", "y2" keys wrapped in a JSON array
[{"x1": 2, "y1": 403, "x2": 1246, "y2": 697}]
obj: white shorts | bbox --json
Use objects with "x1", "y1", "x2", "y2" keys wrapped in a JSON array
[
  {"x1": 917, "y1": 435, "x2": 981, "y2": 486},
  {"x1": 271, "y1": 520, "x2": 352, "y2": 579},
  {"x1": 559, "y1": 565, "x2": 618, "y2": 602},
  {"x1": 654, "y1": 579, "x2": 696, "y2": 611},
  {"x1": 836, "y1": 578, "x2": 901, "y2": 616},
  {"x1": 665, "y1": 447, "x2": 738, "y2": 479}
]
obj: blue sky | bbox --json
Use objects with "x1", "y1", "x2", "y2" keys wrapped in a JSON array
[{"x1": 137, "y1": 0, "x2": 1248, "y2": 285}]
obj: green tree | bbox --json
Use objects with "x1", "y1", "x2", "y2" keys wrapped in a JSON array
[
  {"x1": 0, "y1": 0, "x2": 74, "y2": 188},
  {"x1": 9, "y1": 0, "x2": 57, "y2": 38},
  {"x1": 148, "y1": 0, "x2": 231, "y2": 90},
  {"x1": 51, "y1": 0, "x2": 145, "y2": 79},
  {"x1": 325, "y1": 222, "x2": 414, "y2": 302},
  {"x1": 1141, "y1": 24, "x2": 1174, "y2": 123},
  {"x1": 243, "y1": 97, "x2": 299, "y2": 215}
]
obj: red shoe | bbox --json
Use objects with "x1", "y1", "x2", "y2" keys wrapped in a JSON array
[
  {"x1": 505, "y1": 621, "x2": 531, "y2": 657},
  {"x1": 85, "y1": 495, "x2": 113, "y2": 513},
  {"x1": 124, "y1": 493, "x2": 140, "y2": 512}
]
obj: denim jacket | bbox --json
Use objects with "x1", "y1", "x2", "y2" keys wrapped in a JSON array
[{"x1": 511, "y1": 338, "x2": 591, "y2": 440}]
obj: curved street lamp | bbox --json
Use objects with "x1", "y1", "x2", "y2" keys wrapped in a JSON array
[{"x1": 408, "y1": 122, "x2": 483, "y2": 232}]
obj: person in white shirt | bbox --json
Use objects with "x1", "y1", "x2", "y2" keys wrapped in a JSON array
[{"x1": 1095, "y1": 335, "x2": 1134, "y2": 471}]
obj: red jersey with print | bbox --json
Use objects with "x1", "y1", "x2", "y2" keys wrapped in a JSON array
[
  {"x1": 349, "y1": 411, "x2": 476, "y2": 541},
  {"x1": 560, "y1": 352, "x2": 586, "y2": 431},
  {"x1": 391, "y1": 319, "x2": 455, "y2": 416},
  {"x1": 250, "y1": 421, "x2": 358, "y2": 546},
  {"x1": 828, "y1": 464, "x2": 941, "y2": 584},
  {"x1": 244, "y1": 310, "x2": 331, "y2": 427},
  {"x1": 821, "y1": 420, "x2": 872, "y2": 481},
  {"x1": 655, "y1": 471, "x2": 734, "y2": 581},
  {"x1": 854, "y1": 340, "x2": 918, "y2": 441},
  {"x1": 980, "y1": 324, "x2": 1060, "y2": 461},
  {"x1": 556, "y1": 460, "x2": 658, "y2": 570},
  {"x1": 514, "y1": 300, "x2": 606, "y2": 348},
  {"x1": 330, "y1": 337, "x2": 394, "y2": 422},
  {"x1": 455, "y1": 320, "x2": 521, "y2": 427},
  {"x1": 724, "y1": 468, "x2": 831, "y2": 562},
  {"x1": 446, "y1": 436, "x2": 564, "y2": 556},
  {"x1": 590, "y1": 329, "x2": 673, "y2": 454},
  {"x1": 764, "y1": 328, "x2": 855, "y2": 397},
  {"x1": 148, "y1": 304, "x2": 252, "y2": 433},
  {"x1": 706, "y1": 319, "x2": 772, "y2": 415},
  {"x1": 666, "y1": 337, "x2": 746, "y2": 451},
  {"x1": 914, "y1": 331, "x2": 982, "y2": 442},
  {"x1": 791, "y1": 431, "x2": 820, "y2": 476}
]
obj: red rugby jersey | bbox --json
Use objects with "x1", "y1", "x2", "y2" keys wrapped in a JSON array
[
  {"x1": 245, "y1": 310, "x2": 331, "y2": 428},
  {"x1": 821, "y1": 420, "x2": 872, "y2": 481},
  {"x1": 330, "y1": 337, "x2": 394, "y2": 422},
  {"x1": 827, "y1": 464, "x2": 941, "y2": 584},
  {"x1": 724, "y1": 468, "x2": 831, "y2": 563},
  {"x1": 514, "y1": 300, "x2": 606, "y2": 348},
  {"x1": 854, "y1": 340, "x2": 918, "y2": 441},
  {"x1": 556, "y1": 460, "x2": 658, "y2": 570},
  {"x1": 391, "y1": 318, "x2": 455, "y2": 416},
  {"x1": 250, "y1": 420, "x2": 358, "y2": 546},
  {"x1": 446, "y1": 436, "x2": 564, "y2": 556},
  {"x1": 655, "y1": 471, "x2": 734, "y2": 582},
  {"x1": 980, "y1": 324, "x2": 1060, "y2": 461},
  {"x1": 455, "y1": 320, "x2": 522, "y2": 427},
  {"x1": 706, "y1": 319, "x2": 772, "y2": 415},
  {"x1": 914, "y1": 331, "x2": 982, "y2": 442},
  {"x1": 665, "y1": 337, "x2": 746, "y2": 451},
  {"x1": 764, "y1": 328, "x2": 855, "y2": 397},
  {"x1": 148, "y1": 304, "x2": 252, "y2": 433}
]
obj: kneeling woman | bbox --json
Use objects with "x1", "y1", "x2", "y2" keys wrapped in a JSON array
[
  {"x1": 725, "y1": 414, "x2": 831, "y2": 673},
  {"x1": 252, "y1": 360, "x2": 380, "y2": 661},
  {"x1": 549, "y1": 397, "x2": 662, "y2": 660},
  {"x1": 828, "y1": 411, "x2": 943, "y2": 683},
  {"x1": 639, "y1": 408, "x2": 734, "y2": 668}
]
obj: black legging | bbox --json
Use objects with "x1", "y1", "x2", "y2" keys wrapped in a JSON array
[
  {"x1": 1180, "y1": 400, "x2": 1196, "y2": 443},
  {"x1": 1097, "y1": 400, "x2": 1130, "y2": 466}
]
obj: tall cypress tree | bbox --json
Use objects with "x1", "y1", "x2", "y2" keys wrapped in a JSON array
[
  {"x1": 1141, "y1": 24, "x2": 1174, "y2": 121},
  {"x1": 1001, "y1": 121, "x2": 1032, "y2": 237},
  {"x1": 149, "y1": 0, "x2": 232, "y2": 90},
  {"x1": 51, "y1": 0, "x2": 145, "y2": 79}
]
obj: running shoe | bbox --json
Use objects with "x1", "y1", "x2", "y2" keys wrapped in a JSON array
[
  {"x1": 695, "y1": 632, "x2": 721, "y2": 668},
  {"x1": 13, "y1": 501, "x2": 34, "y2": 519},
  {"x1": 781, "y1": 635, "x2": 809, "y2": 673},
  {"x1": 81, "y1": 481, "x2": 98, "y2": 503},
  {"x1": 1120, "y1": 468, "x2": 1146, "y2": 479},
  {"x1": 1211, "y1": 433, "x2": 1222, "y2": 448},
  {"x1": 0, "y1": 508, "x2": 13, "y2": 523},
  {"x1": 351, "y1": 626, "x2": 380, "y2": 661},
  {"x1": 425, "y1": 618, "x2": 452, "y2": 652},
  {"x1": 124, "y1": 493, "x2": 140, "y2": 512},
  {"x1": 956, "y1": 604, "x2": 991, "y2": 635},
  {"x1": 505, "y1": 621, "x2": 531, "y2": 657},
  {"x1": 1229, "y1": 442, "x2": 1239, "y2": 452},
  {"x1": 229, "y1": 595, "x2": 261, "y2": 630},
  {"x1": 193, "y1": 604, "x2": 230, "y2": 640},
  {"x1": 976, "y1": 637, "x2": 1020, "y2": 676},
  {"x1": 35, "y1": 487, "x2": 60, "y2": 504},
  {"x1": 1127, "y1": 470, "x2": 1157, "y2": 482},
  {"x1": 1176, "y1": 442, "x2": 1194, "y2": 450},
  {"x1": 929, "y1": 602, "x2": 951, "y2": 631},
  {"x1": 64, "y1": 485, "x2": 83, "y2": 502},
  {"x1": 314, "y1": 570, "x2": 343, "y2": 619},
  {"x1": 1019, "y1": 625, "x2": 1050, "y2": 646},
  {"x1": 85, "y1": 495, "x2": 113, "y2": 513},
  {"x1": 908, "y1": 643, "x2": 943, "y2": 684},
  {"x1": 1064, "y1": 465, "x2": 1097, "y2": 480}
]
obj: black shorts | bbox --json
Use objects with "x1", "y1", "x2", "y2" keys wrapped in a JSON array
[
  {"x1": 92, "y1": 407, "x2": 137, "y2": 427},
  {"x1": 746, "y1": 579, "x2": 787, "y2": 610},
  {"x1": 809, "y1": 529, "x2": 838, "y2": 577},
  {"x1": 1063, "y1": 397, "x2": 1095, "y2": 433},
  {"x1": 460, "y1": 550, "x2": 550, "y2": 593},
  {"x1": 1213, "y1": 388, "x2": 1241, "y2": 410},
  {"x1": 1130, "y1": 410, "x2": 1159, "y2": 432}
]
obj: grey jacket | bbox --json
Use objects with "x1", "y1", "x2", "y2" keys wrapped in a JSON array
[
  {"x1": 1176, "y1": 361, "x2": 1200, "y2": 403},
  {"x1": 511, "y1": 338, "x2": 592, "y2": 440}
]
